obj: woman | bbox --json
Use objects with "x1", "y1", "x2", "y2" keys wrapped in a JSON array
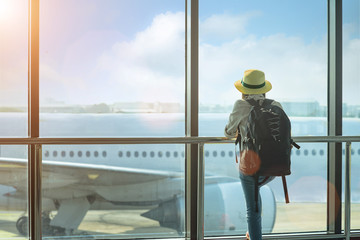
[{"x1": 224, "y1": 69, "x2": 282, "y2": 240}]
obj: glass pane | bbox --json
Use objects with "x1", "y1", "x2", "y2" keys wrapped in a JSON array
[
  {"x1": 41, "y1": 144, "x2": 185, "y2": 238},
  {"x1": 39, "y1": 0, "x2": 185, "y2": 137},
  {"x1": 0, "y1": 0, "x2": 28, "y2": 137},
  {"x1": 0, "y1": 145, "x2": 28, "y2": 239},
  {"x1": 199, "y1": 0, "x2": 327, "y2": 136},
  {"x1": 343, "y1": 0, "x2": 360, "y2": 231},
  {"x1": 204, "y1": 142, "x2": 328, "y2": 237}
]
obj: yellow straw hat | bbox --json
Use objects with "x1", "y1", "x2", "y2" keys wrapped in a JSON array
[{"x1": 234, "y1": 69, "x2": 272, "y2": 94}]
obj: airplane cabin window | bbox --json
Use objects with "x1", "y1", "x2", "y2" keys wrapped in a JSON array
[
  {"x1": 358, "y1": 149, "x2": 360, "y2": 155},
  {"x1": 134, "y1": 151, "x2": 139, "y2": 157},
  {"x1": 118, "y1": 151, "x2": 123, "y2": 157},
  {"x1": 86, "y1": 151, "x2": 90, "y2": 157},
  {"x1": 220, "y1": 151, "x2": 225, "y2": 157},
  {"x1": 174, "y1": 151, "x2": 178, "y2": 158},
  {"x1": 78, "y1": 151, "x2": 82, "y2": 157},
  {"x1": 312, "y1": 149, "x2": 317, "y2": 156},
  {"x1": 150, "y1": 151, "x2": 155, "y2": 158},
  {"x1": 351, "y1": 149, "x2": 354, "y2": 155},
  {"x1": 53, "y1": 151, "x2": 58, "y2": 157},
  {"x1": 94, "y1": 151, "x2": 99, "y2": 157},
  {"x1": 205, "y1": 151, "x2": 209, "y2": 157},
  {"x1": 70, "y1": 151, "x2": 74, "y2": 157},
  {"x1": 304, "y1": 149, "x2": 308, "y2": 156},
  {"x1": 142, "y1": 151, "x2": 147, "y2": 158},
  {"x1": 102, "y1": 151, "x2": 107, "y2": 158},
  {"x1": 213, "y1": 151, "x2": 217, "y2": 157},
  {"x1": 44, "y1": 151, "x2": 49, "y2": 158},
  {"x1": 296, "y1": 150, "x2": 301, "y2": 156},
  {"x1": 228, "y1": 151, "x2": 233, "y2": 157},
  {"x1": 166, "y1": 151, "x2": 170, "y2": 158},
  {"x1": 319, "y1": 149, "x2": 325, "y2": 156},
  {"x1": 158, "y1": 151, "x2": 163, "y2": 158},
  {"x1": 126, "y1": 151, "x2": 131, "y2": 157},
  {"x1": 181, "y1": 151, "x2": 185, "y2": 157},
  {"x1": 61, "y1": 151, "x2": 66, "y2": 157}
]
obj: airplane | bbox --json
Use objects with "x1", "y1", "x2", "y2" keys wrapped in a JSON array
[{"x1": 0, "y1": 112, "x2": 359, "y2": 238}]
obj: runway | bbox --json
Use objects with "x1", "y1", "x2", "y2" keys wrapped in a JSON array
[{"x1": 0, "y1": 203, "x2": 359, "y2": 239}]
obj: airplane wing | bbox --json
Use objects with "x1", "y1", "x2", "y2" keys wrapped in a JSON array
[{"x1": 0, "y1": 157, "x2": 183, "y2": 200}]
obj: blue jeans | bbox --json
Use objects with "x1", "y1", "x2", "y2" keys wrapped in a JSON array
[{"x1": 239, "y1": 173, "x2": 274, "y2": 240}]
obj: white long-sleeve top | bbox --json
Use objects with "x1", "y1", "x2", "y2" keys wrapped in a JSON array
[{"x1": 224, "y1": 94, "x2": 283, "y2": 141}]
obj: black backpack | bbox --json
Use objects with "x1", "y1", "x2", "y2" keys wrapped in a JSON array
[{"x1": 235, "y1": 98, "x2": 300, "y2": 211}]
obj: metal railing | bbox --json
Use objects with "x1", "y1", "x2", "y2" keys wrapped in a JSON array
[{"x1": 0, "y1": 135, "x2": 359, "y2": 240}]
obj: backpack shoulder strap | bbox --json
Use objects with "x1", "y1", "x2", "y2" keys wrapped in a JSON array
[
  {"x1": 263, "y1": 98, "x2": 274, "y2": 106},
  {"x1": 245, "y1": 98, "x2": 259, "y2": 107}
]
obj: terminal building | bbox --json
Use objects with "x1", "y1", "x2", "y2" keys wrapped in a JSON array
[{"x1": 0, "y1": 0, "x2": 359, "y2": 240}]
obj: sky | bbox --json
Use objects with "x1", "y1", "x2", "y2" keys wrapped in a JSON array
[{"x1": 0, "y1": 0, "x2": 359, "y2": 107}]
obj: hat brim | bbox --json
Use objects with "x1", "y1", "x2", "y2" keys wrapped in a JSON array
[{"x1": 234, "y1": 79, "x2": 272, "y2": 94}]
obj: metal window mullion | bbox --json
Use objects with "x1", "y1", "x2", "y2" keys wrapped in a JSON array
[
  {"x1": 327, "y1": 0, "x2": 342, "y2": 235},
  {"x1": 28, "y1": 0, "x2": 42, "y2": 239},
  {"x1": 344, "y1": 142, "x2": 351, "y2": 240},
  {"x1": 185, "y1": 0, "x2": 200, "y2": 239}
]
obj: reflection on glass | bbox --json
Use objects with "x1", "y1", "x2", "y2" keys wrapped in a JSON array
[
  {"x1": 204, "y1": 142, "x2": 328, "y2": 236},
  {"x1": 39, "y1": 0, "x2": 185, "y2": 137},
  {"x1": 41, "y1": 144, "x2": 185, "y2": 238},
  {"x1": 0, "y1": 145, "x2": 28, "y2": 239},
  {"x1": 0, "y1": 0, "x2": 28, "y2": 137},
  {"x1": 199, "y1": 0, "x2": 327, "y2": 136}
]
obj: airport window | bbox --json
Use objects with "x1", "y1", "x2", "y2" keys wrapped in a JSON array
[
  {"x1": 142, "y1": 151, "x2": 147, "y2": 158},
  {"x1": 86, "y1": 151, "x2": 91, "y2": 157},
  {"x1": 134, "y1": 151, "x2": 139, "y2": 158},
  {"x1": 150, "y1": 151, "x2": 155, "y2": 158},
  {"x1": 53, "y1": 151, "x2": 58, "y2": 157},
  {"x1": 78, "y1": 151, "x2": 82, "y2": 157},
  {"x1": 126, "y1": 151, "x2": 131, "y2": 157},
  {"x1": 61, "y1": 151, "x2": 66, "y2": 157},
  {"x1": 94, "y1": 151, "x2": 99, "y2": 157},
  {"x1": 118, "y1": 151, "x2": 123, "y2": 157},
  {"x1": 102, "y1": 151, "x2": 107, "y2": 158},
  {"x1": 69, "y1": 151, "x2": 74, "y2": 157}
]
